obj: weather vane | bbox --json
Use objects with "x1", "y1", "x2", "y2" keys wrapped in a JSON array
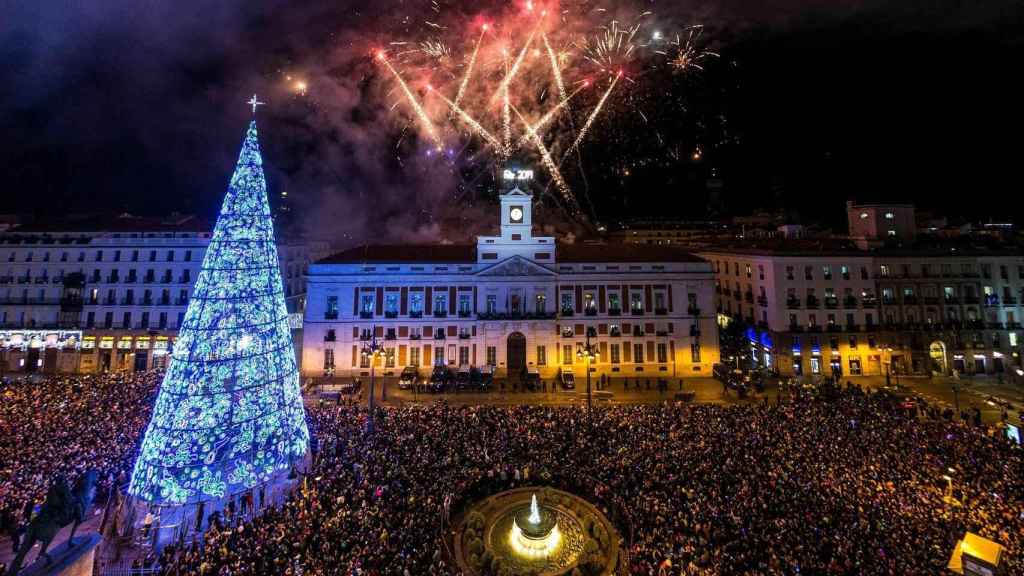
[{"x1": 247, "y1": 94, "x2": 265, "y2": 116}]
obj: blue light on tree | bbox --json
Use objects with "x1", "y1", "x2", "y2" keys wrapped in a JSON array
[{"x1": 129, "y1": 119, "x2": 309, "y2": 506}]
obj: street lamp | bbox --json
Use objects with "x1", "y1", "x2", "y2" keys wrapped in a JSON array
[
  {"x1": 576, "y1": 328, "x2": 599, "y2": 427},
  {"x1": 361, "y1": 327, "x2": 386, "y2": 433}
]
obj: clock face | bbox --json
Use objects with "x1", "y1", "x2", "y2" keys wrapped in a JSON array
[{"x1": 510, "y1": 207, "x2": 524, "y2": 223}]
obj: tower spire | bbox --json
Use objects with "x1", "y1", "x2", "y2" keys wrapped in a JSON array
[
  {"x1": 129, "y1": 120, "x2": 308, "y2": 506},
  {"x1": 247, "y1": 94, "x2": 265, "y2": 116}
]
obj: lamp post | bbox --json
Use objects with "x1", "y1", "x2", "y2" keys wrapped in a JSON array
[
  {"x1": 576, "y1": 328, "x2": 598, "y2": 427},
  {"x1": 361, "y1": 327, "x2": 386, "y2": 433}
]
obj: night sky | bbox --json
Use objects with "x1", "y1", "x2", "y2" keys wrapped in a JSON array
[{"x1": 1, "y1": 1, "x2": 1022, "y2": 243}]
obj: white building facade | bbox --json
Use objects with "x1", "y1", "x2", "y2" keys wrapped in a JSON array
[
  {"x1": 303, "y1": 186, "x2": 719, "y2": 382},
  {"x1": 0, "y1": 215, "x2": 322, "y2": 374},
  {"x1": 701, "y1": 245, "x2": 1024, "y2": 378}
]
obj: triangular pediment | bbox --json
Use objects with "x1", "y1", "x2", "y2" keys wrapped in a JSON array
[
  {"x1": 476, "y1": 255, "x2": 554, "y2": 277},
  {"x1": 503, "y1": 186, "x2": 532, "y2": 196}
]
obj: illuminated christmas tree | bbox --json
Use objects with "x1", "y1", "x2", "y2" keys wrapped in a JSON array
[{"x1": 129, "y1": 114, "x2": 309, "y2": 506}]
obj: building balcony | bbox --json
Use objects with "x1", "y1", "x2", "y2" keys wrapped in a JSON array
[
  {"x1": 806, "y1": 325, "x2": 822, "y2": 333},
  {"x1": 846, "y1": 324, "x2": 860, "y2": 332},
  {"x1": 632, "y1": 329, "x2": 646, "y2": 337},
  {"x1": 687, "y1": 306, "x2": 701, "y2": 316},
  {"x1": 608, "y1": 308, "x2": 621, "y2": 316},
  {"x1": 144, "y1": 277, "x2": 156, "y2": 284},
  {"x1": 457, "y1": 310, "x2": 472, "y2": 318},
  {"x1": 141, "y1": 298, "x2": 154, "y2": 306},
  {"x1": 17, "y1": 277, "x2": 31, "y2": 284},
  {"x1": 409, "y1": 334, "x2": 422, "y2": 340},
  {"x1": 756, "y1": 296, "x2": 768, "y2": 307},
  {"x1": 410, "y1": 311, "x2": 423, "y2": 318},
  {"x1": 630, "y1": 308, "x2": 645, "y2": 316},
  {"x1": 34, "y1": 277, "x2": 49, "y2": 284},
  {"x1": 963, "y1": 296, "x2": 980, "y2": 305},
  {"x1": 843, "y1": 297, "x2": 858, "y2": 308},
  {"x1": 432, "y1": 311, "x2": 448, "y2": 318},
  {"x1": 609, "y1": 328, "x2": 621, "y2": 337},
  {"x1": 324, "y1": 334, "x2": 336, "y2": 342},
  {"x1": 385, "y1": 332, "x2": 397, "y2": 341},
  {"x1": 788, "y1": 323, "x2": 804, "y2": 333},
  {"x1": 902, "y1": 296, "x2": 918, "y2": 305},
  {"x1": 786, "y1": 298, "x2": 801, "y2": 309},
  {"x1": 384, "y1": 310, "x2": 399, "y2": 319},
  {"x1": 359, "y1": 311, "x2": 374, "y2": 319},
  {"x1": 560, "y1": 309, "x2": 574, "y2": 317},
  {"x1": 324, "y1": 312, "x2": 339, "y2": 320},
  {"x1": 862, "y1": 297, "x2": 878, "y2": 307},
  {"x1": 805, "y1": 297, "x2": 820, "y2": 308},
  {"x1": 824, "y1": 298, "x2": 838, "y2": 309},
  {"x1": 983, "y1": 297, "x2": 1000, "y2": 307},
  {"x1": 433, "y1": 332, "x2": 446, "y2": 340},
  {"x1": 359, "y1": 333, "x2": 372, "y2": 341},
  {"x1": 585, "y1": 308, "x2": 598, "y2": 316},
  {"x1": 158, "y1": 299, "x2": 171, "y2": 306},
  {"x1": 826, "y1": 324, "x2": 842, "y2": 333},
  {"x1": 561, "y1": 329, "x2": 575, "y2": 338},
  {"x1": 175, "y1": 299, "x2": 188, "y2": 306},
  {"x1": 654, "y1": 307, "x2": 668, "y2": 315},
  {"x1": 458, "y1": 333, "x2": 471, "y2": 339}
]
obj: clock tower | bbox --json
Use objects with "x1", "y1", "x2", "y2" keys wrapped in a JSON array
[{"x1": 475, "y1": 165, "x2": 556, "y2": 264}]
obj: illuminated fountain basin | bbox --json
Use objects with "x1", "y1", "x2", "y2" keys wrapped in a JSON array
[
  {"x1": 509, "y1": 494, "x2": 561, "y2": 559},
  {"x1": 455, "y1": 487, "x2": 621, "y2": 575}
]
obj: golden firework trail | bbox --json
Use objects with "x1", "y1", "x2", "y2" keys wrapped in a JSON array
[
  {"x1": 377, "y1": 52, "x2": 443, "y2": 151},
  {"x1": 453, "y1": 26, "x2": 486, "y2": 112},
  {"x1": 561, "y1": 72, "x2": 621, "y2": 162},
  {"x1": 511, "y1": 83, "x2": 587, "y2": 151},
  {"x1": 513, "y1": 105, "x2": 574, "y2": 211},
  {"x1": 431, "y1": 88, "x2": 504, "y2": 152},
  {"x1": 502, "y1": 54, "x2": 512, "y2": 156},
  {"x1": 492, "y1": 26, "x2": 538, "y2": 105},
  {"x1": 542, "y1": 33, "x2": 568, "y2": 104}
]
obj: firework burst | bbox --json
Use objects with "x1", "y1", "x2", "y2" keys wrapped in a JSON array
[{"x1": 372, "y1": 2, "x2": 716, "y2": 220}]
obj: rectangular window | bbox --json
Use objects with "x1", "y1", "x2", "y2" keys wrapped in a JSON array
[
  {"x1": 486, "y1": 294, "x2": 497, "y2": 314},
  {"x1": 630, "y1": 292, "x2": 643, "y2": 313},
  {"x1": 326, "y1": 296, "x2": 339, "y2": 319},
  {"x1": 633, "y1": 343, "x2": 644, "y2": 363},
  {"x1": 657, "y1": 343, "x2": 668, "y2": 363},
  {"x1": 822, "y1": 265, "x2": 832, "y2": 280},
  {"x1": 360, "y1": 351, "x2": 371, "y2": 368},
  {"x1": 561, "y1": 292, "x2": 573, "y2": 313},
  {"x1": 804, "y1": 266, "x2": 813, "y2": 280},
  {"x1": 458, "y1": 294, "x2": 471, "y2": 315},
  {"x1": 691, "y1": 341, "x2": 701, "y2": 363},
  {"x1": 562, "y1": 345, "x2": 573, "y2": 365},
  {"x1": 324, "y1": 349, "x2": 335, "y2": 370},
  {"x1": 785, "y1": 266, "x2": 794, "y2": 280},
  {"x1": 610, "y1": 344, "x2": 620, "y2": 364},
  {"x1": 486, "y1": 346, "x2": 497, "y2": 366},
  {"x1": 385, "y1": 293, "x2": 399, "y2": 315},
  {"x1": 758, "y1": 265, "x2": 765, "y2": 280},
  {"x1": 410, "y1": 347, "x2": 420, "y2": 366},
  {"x1": 435, "y1": 346, "x2": 446, "y2": 366},
  {"x1": 537, "y1": 346, "x2": 546, "y2": 366},
  {"x1": 410, "y1": 293, "x2": 423, "y2": 315},
  {"x1": 360, "y1": 294, "x2": 375, "y2": 314},
  {"x1": 535, "y1": 294, "x2": 546, "y2": 314},
  {"x1": 459, "y1": 346, "x2": 470, "y2": 365},
  {"x1": 433, "y1": 293, "x2": 447, "y2": 314},
  {"x1": 608, "y1": 292, "x2": 621, "y2": 311}
]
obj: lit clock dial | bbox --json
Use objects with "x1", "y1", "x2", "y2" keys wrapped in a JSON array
[{"x1": 510, "y1": 207, "x2": 524, "y2": 223}]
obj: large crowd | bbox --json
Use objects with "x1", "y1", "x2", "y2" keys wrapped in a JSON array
[
  {"x1": 154, "y1": 388, "x2": 1022, "y2": 575},
  {"x1": 0, "y1": 371, "x2": 160, "y2": 552}
]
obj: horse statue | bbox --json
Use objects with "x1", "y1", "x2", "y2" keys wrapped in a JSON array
[{"x1": 7, "y1": 470, "x2": 97, "y2": 576}]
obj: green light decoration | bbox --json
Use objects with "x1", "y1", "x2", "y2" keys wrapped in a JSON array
[{"x1": 129, "y1": 119, "x2": 309, "y2": 505}]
